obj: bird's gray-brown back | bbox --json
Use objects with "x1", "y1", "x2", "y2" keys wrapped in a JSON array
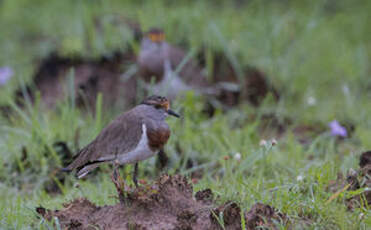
[{"x1": 65, "y1": 104, "x2": 168, "y2": 170}]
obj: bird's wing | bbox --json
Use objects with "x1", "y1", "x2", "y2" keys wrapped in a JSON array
[
  {"x1": 90, "y1": 111, "x2": 143, "y2": 161},
  {"x1": 64, "y1": 109, "x2": 143, "y2": 171}
]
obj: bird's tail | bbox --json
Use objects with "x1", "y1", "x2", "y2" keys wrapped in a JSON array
[
  {"x1": 76, "y1": 163, "x2": 101, "y2": 179},
  {"x1": 59, "y1": 145, "x2": 91, "y2": 173}
]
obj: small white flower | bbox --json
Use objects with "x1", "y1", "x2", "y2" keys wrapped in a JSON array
[
  {"x1": 271, "y1": 138, "x2": 278, "y2": 146},
  {"x1": 259, "y1": 139, "x2": 267, "y2": 146},
  {"x1": 307, "y1": 96, "x2": 316, "y2": 106},
  {"x1": 296, "y1": 175, "x2": 304, "y2": 182},
  {"x1": 234, "y1": 152, "x2": 241, "y2": 161}
]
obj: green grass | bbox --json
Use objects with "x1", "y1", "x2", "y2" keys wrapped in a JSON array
[{"x1": 0, "y1": 0, "x2": 371, "y2": 229}]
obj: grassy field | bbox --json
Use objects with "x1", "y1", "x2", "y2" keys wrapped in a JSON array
[{"x1": 0, "y1": 0, "x2": 371, "y2": 229}]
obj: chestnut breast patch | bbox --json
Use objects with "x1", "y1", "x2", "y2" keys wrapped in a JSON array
[{"x1": 147, "y1": 126, "x2": 170, "y2": 151}]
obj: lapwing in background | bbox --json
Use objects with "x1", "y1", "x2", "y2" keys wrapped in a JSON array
[{"x1": 137, "y1": 28, "x2": 239, "y2": 101}]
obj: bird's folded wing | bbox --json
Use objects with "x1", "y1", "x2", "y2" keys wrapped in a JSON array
[{"x1": 88, "y1": 111, "x2": 143, "y2": 162}]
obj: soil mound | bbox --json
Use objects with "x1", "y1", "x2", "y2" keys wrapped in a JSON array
[
  {"x1": 1, "y1": 45, "x2": 281, "y2": 120},
  {"x1": 198, "y1": 50, "x2": 279, "y2": 108},
  {"x1": 327, "y1": 151, "x2": 371, "y2": 210},
  {"x1": 245, "y1": 203, "x2": 287, "y2": 229},
  {"x1": 36, "y1": 175, "x2": 287, "y2": 230},
  {"x1": 9, "y1": 52, "x2": 137, "y2": 112}
]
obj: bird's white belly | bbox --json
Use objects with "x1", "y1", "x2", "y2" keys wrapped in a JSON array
[{"x1": 117, "y1": 124, "x2": 156, "y2": 164}]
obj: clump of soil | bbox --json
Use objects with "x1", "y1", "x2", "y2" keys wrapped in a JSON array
[
  {"x1": 198, "y1": 49, "x2": 280, "y2": 108},
  {"x1": 352, "y1": 151, "x2": 371, "y2": 208},
  {"x1": 327, "y1": 151, "x2": 371, "y2": 210},
  {"x1": 360, "y1": 151, "x2": 371, "y2": 168},
  {"x1": 292, "y1": 123, "x2": 326, "y2": 145},
  {"x1": 8, "y1": 51, "x2": 137, "y2": 112},
  {"x1": 245, "y1": 203, "x2": 287, "y2": 229},
  {"x1": 137, "y1": 40, "x2": 279, "y2": 111},
  {"x1": 2, "y1": 39, "x2": 280, "y2": 119},
  {"x1": 36, "y1": 175, "x2": 287, "y2": 230},
  {"x1": 258, "y1": 113, "x2": 292, "y2": 137}
]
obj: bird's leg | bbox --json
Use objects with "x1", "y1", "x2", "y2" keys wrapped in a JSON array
[
  {"x1": 156, "y1": 148, "x2": 169, "y2": 171},
  {"x1": 133, "y1": 163, "x2": 139, "y2": 188},
  {"x1": 111, "y1": 160, "x2": 125, "y2": 204}
]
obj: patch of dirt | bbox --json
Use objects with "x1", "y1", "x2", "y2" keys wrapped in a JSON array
[
  {"x1": 245, "y1": 203, "x2": 287, "y2": 229},
  {"x1": 1, "y1": 17, "x2": 142, "y2": 116},
  {"x1": 195, "y1": 188, "x2": 214, "y2": 205},
  {"x1": 327, "y1": 151, "x2": 371, "y2": 210},
  {"x1": 2, "y1": 37, "x2": 280, "y2": 119},
  {"x1": 360, "y1": 151, "x2": 371, "y2": 168},
  {"x1": 198, "y1": 49, "x2": 280, "y2": 108},
  {"x1": 355, "y1": 151, "x2": 371, "y2": 208},
  {"x1": 292, "y1": 123, "x2": 326, "y2": 145},
  {"x1": 252, "y1": 115, "x2": 326, "y2": 145},
  {"x1": 36, "y1": 175, "x2": 288, "y2": 230},
  {"x1": 7, "y1": 51, "x2": 137, "y2": 113},
  {"x1": 258, "y1": 113, "x2": 292, "y2": 136}
]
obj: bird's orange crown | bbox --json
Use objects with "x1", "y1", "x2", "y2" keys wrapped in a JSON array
[
  {"x1": 141, "y1": 95, "x2": 170, "y2": 110},
  {"x1": 146, "y1": 28, "x2": 165, "y2": 43}
]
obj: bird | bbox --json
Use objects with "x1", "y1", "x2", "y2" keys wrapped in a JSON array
[
  {"x1": 137, "y1": 28, "x2": 240, "y2": 102},
  {"x1": 62, "y1": 95, "x2": 179, "y2": 187},
  {"x1": 137, "y1": 28, "x2": 211, "y2": 97}
]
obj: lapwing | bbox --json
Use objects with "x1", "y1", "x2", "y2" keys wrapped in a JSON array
[
  {"x1": 62, "y1": 95, "x2": 179, "y2": 187},
  {"x1": 137, "y1": 29, "x2": 211, "y2": 96},
  {"x1": 137, "y1": 28, "x2": 239, "y2": 101}
]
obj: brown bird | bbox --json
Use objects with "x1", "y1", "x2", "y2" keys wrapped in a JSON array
[
  {"x1": 62, "y1": 95, "x2": 179, "y2": 187},
  {"x1": 137, "y1": 28, "x2": 239, "y2": 101},
  {"x1": 137, "y1": 28, "x2": 212, "y2": 98}
]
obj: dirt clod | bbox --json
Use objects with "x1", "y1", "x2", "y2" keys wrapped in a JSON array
[
  {"x1": 195, "y1": 188, "x2": 214, "y2": 204},
  {"x1": 211, "y1": 201, "x2": 241, "y2": 229},
  {"x1": 198, "y1": 50, "x2": 279, "y2": 108},
  {"x1": 36, "y1": 175, "x2": 288, "y2": 230},
  {"x1": 35, "y1": 206, "x2": 47, "y2": 216},
  {"x1": 357, "y1": 151, "x2": 371, "y2": 208},
  {"x1": 7, "y1": 52, "x2": 137, "y2": 112},
  {"x1": 327, "y1": 151, "x2": 371, "y2": 210},
  {"x1": 292, "y1": 123, "x2": 326, "y2": 145},
  {"x1": 360, "y1": 151, "x2": 371, "y2": 168},
  {"x1": 245, "y1": 203, "x2": 287, "y2": 229}
]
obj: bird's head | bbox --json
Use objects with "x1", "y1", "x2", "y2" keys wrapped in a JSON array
[
  {"x1": 141, "y1": 95, "x2": 180, "y2": 118},
  {"x1": 145, "y1": 28, "x2": 165, "y2": 43}
]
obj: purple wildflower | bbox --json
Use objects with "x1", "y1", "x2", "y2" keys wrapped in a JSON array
[
  {"x1": 328, "y1": 120, "x2": 347, "y2": 137},
  {"x1": 0, "y1": 67, "x2": 13, "y2": 86}
]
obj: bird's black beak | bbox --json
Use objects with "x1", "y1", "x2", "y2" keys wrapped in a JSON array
[{"x1": 167, "y1": 109, "x2": 180, "y2": 118}]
